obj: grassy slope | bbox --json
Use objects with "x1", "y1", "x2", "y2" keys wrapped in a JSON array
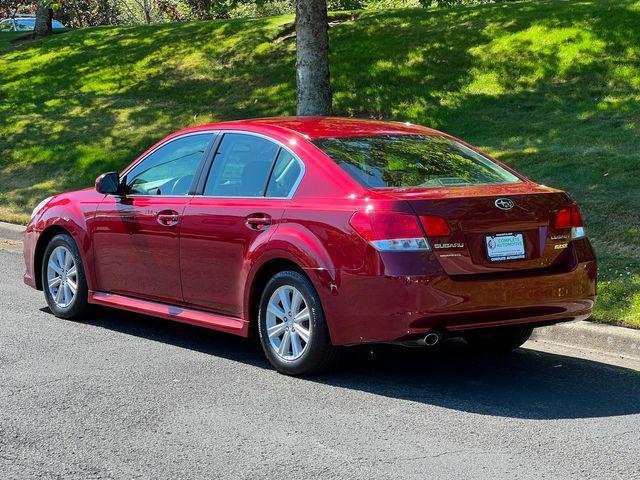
[{"x1": 0, "y1": 0, "x2": 638, "y2": 326}]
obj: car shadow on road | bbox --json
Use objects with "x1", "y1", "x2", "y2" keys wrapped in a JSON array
[{"x1": 50, "y1": 306, "x2": 640, "y2": 421}]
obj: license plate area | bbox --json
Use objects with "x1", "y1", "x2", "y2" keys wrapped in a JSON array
[{"x1": 485, "y1": 232, "x2": 526, "y2": 262}]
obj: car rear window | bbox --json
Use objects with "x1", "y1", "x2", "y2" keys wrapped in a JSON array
[{"x1": 312, "y1": 135, "x2": 521, "y2": 188}]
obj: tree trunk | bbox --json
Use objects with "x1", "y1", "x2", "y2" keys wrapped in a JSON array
[
  {"x1": 33, "y1": 2, "x2": 52, "y2": 38},
  {"x1": 143, "y1": 0, "x2": 152, "y2": 24},
  {"x1": 295, "y1": 0, "x2": 332, "y2": 116},
  {"x1": 47, "y1": 8, "x2": 53, "y2": 31}
]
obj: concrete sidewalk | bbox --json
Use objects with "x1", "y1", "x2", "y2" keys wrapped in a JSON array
[
  {"x1": 2, "y1": 220, "x2": 638, "y2": 361},
  {"x1": 0, "y1": 220, "x2": 25, "y2": 241},
  {"x1": 531, "y1": 320, "x2": 639, "y2": 361}
]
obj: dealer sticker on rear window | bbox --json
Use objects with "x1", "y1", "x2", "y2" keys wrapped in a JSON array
[{"x1": 485, "y1": 233, "x2": 526, "y2": 262}]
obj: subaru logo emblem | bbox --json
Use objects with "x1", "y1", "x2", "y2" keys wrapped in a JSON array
[{"x1": 495, "y1": 198, "x2": 515, "y2": 210}]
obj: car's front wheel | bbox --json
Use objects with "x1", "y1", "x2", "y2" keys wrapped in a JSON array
[
  {"x1": 42, "y1": 233, "x2": 89, "y2": 319},
  {"x1": 463, "y1": 326, "x2": 534, "y2": 353},
  {"x1": 257, "y1": 270, "x2": 339, "y2": 375}
]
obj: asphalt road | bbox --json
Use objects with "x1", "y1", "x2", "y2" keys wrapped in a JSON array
[{"x1": 1, "y1": 245, "x2": 639, "y2": 480}]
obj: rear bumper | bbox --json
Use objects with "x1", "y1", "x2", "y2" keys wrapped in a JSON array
[{"x1": 322, "y1": 240, "x2": 597, "y2": 345}]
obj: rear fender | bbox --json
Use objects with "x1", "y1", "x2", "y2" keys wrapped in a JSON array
[{"x1": 242, "y1": 223, "x2": 339, "y2": 337}]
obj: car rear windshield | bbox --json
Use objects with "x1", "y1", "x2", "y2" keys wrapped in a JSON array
[{"x1": 312, "y1": 135, "x2": 521, "y2": 188}]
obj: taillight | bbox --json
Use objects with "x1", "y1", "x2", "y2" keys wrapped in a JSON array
[
  {"x1": 349, "y1": 211, "x2": 430, "y2": 251},
  {"x1": 554, "y1": 204, "x2": 586, "y2": 239},
  {"x1": 554, "y1": 208, "x2": 572, "y2": 229},
  {"x1": 419, "y1": 215, "x2": 451, "y2": 237}
]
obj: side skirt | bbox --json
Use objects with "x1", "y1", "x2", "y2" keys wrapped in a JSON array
[{"x1": 88, "y1": 291, "x2": 249, "y2": 337}]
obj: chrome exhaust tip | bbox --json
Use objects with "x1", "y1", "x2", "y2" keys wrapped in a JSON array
[{"x1": 422, "y1": 331, "x2": 442, "y2": 347}]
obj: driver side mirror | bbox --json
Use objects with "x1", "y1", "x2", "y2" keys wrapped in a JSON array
[{"x1": 95, "y1": 172, "x2": 122, "y2": 195}]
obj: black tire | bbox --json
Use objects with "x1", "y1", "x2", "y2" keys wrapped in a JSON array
[
  {"x1": 463, "y1": 326, "x2": 534, "y2": 353},
  {"x1": 41, "y1": 233, "x2": 90, "y2": 320},
  {"x1": 257, "y1": 270, "x2": 340, "y2": 375}
]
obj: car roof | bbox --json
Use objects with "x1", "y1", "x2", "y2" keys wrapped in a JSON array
[
  {"x1": 186, "y1": 116, "x2": 444, "y2": 139},
  {"x1": 5, "y1": 15, "x2": 62, "y2": 22}
]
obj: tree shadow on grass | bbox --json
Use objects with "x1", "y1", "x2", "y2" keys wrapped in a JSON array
[
  {"x1": 48, "y1": 304, "x2": 640, "y2": 421},
  {"x1": 0, "y1": 16, "x2": 298, "y2": 218},
  {"x1": 3, "y1": 1, "x2": 640, "y2": 219}
]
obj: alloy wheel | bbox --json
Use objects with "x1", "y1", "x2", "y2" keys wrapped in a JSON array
[
  {"x1": 46, "y1": 245, "x2": 78, "y2": 309},
  {"x1": 266, "y1": 285, "x2": 312, "y2": 361}
]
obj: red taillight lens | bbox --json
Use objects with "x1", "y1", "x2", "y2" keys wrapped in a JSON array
[
  {"x1": 554, "y1": 205, "x2": 583, "y2": 229},
  {"x1": 571, "y1": 205, "x2": 583, "y2": 226},
  {"x1": 349, "y1": 212, "x2": 429, "y2": 251},
  {"x1": 350, "y1": 212, "x2": 423, "y2": 240},
  {"x1": 419, "y1": 215, "x2": 451, "y2": 237},
  {"x1": 555, "y1": 207, "x2": 572, "y2": 229}
]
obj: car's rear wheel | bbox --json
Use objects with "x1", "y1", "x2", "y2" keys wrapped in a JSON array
[
  {"x1": 257, "y1": 270, "x2": 339, "y2": 375},
  {"x1": 463, "y1": 326, "x2": 533, "y2": 353},
  {"x1": 42, "y1": 233, "x2": 89, "y2": 319}
]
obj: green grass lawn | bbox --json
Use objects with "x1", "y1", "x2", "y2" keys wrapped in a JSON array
[
  {"x1": 0, "y1": 31, "x2": 26, "y2": 53},
  {"x1": 0, "y1": 0, "x2": 638, "y2": 326}
]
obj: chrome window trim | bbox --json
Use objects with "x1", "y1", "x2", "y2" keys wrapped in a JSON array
[
  {"x1": 123, "y1": 194, "x2": 197, "y2": 199},
  {"x1": 200, "y1": 130, "x2": 306, "y2": 201},
  {"x1": 119, "y1": 130, "x2": 219, "y2": 188}
]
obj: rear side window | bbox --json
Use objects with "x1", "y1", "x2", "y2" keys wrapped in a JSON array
[
  {"x1": 312, "y1": 135, "x2": 521, "y2": 188},
  {"x1": 126, "y1": 133, "x2": 213, "y2": 196},
  {"x1": 204, "y1": 133, "x2": 280, "y2": 197},
  {"x1": 266, "y1": 150, "x2": 302, "y2": 198}
]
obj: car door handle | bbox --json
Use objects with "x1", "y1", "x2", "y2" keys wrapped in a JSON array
[
  {"x1": 245, "y1": 213, "x2": 272, "y2": 231},
  {"x1": 157, "y1": 210, "x2": 180, "y2": 227}
]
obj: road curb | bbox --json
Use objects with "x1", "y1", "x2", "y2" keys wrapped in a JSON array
[
  {"x1": 531, "y1": 320, "x2": 640, "y2": 361},
  {"x1": 0, "y1": 221, "x2": 25, "y2": 241}
]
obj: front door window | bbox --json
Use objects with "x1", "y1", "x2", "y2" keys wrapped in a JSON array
[{"x1": 126, "y1": 133, "x2": 213, "y2": 196}]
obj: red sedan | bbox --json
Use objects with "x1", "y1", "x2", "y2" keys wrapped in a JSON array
[{"x1": 23, "y1": 117, "x2": 597, "y2": 375}]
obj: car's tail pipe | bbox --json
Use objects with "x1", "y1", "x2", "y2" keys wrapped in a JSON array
[{"x1": 419, "y1": 329, "x2": 445, "y2": 347}]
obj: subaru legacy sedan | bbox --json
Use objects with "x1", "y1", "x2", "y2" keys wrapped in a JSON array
[{"x1": 23, "y1": 117, "x2": 596, "y2": 375}]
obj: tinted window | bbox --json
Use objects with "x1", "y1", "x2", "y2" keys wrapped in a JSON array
[
  {"x1": 126, "y1": 133, "x2": 213, "y2": 196},
  {"x1": 266, "y1": 150, "x2": 301, "y2": 197},
  {"x1": 312, "y1": 135, "x2": 521, "y2": 188},
  {"x1": 204, "y1": 133, "x2": 279, "y2": 197},
  {"x1": 0, "y1": 20, "x2": 13, "y2": 31}
]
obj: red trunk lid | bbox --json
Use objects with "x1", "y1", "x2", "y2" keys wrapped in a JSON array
[{"x1": 376, "y1": 183, "x2": 574, "y2": 276}]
